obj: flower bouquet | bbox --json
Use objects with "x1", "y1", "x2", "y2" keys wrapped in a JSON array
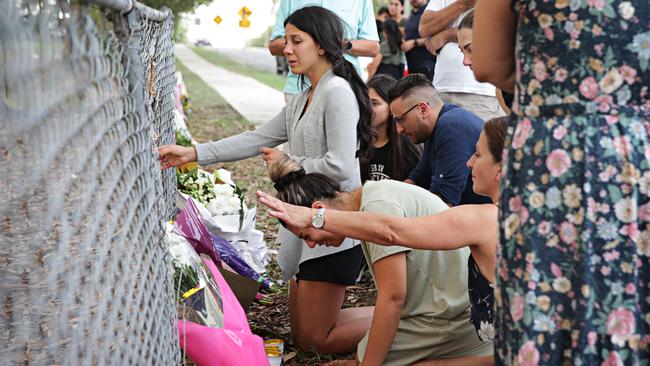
[
  {"x1": 165, "y1": 223, "x2": 224, "y2": 329},
  {"x1": 176, "y1": 168, "x2": 269, "y2": 275}
]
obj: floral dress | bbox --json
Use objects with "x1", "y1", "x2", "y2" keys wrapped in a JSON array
[{"x1": 497, "y1": 1, "x2": 650, "y2": 365}]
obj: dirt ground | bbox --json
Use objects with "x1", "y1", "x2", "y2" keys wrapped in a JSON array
[{"x1": 181, "y1": 73, "x2": 376, "y2": 365}]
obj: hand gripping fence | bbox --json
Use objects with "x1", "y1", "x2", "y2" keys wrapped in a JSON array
[{"x1": 1, "y1": 0, "x2": 180, "y2": 364}]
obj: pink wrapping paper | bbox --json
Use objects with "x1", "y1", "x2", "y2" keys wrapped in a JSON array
[{"x1": 178, "y1": 259, "x2": 269, "y2": 366}]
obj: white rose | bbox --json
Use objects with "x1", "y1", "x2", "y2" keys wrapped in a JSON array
[
  {"x1": 552, "y1": 277, "x2": 571, "y2": 293},
  {"x1": 637, "y1": 230, "x2": 650, "y2": 256},
  {"x1": 505, "y1": 214, "x2": 521, "y2": 240},
  {"x1": 618, "y1": 2, "x2": 635, "y2": 20},
  {"x1": 639, "y1": 172, "x2": 650, "y2": 195},
  {"x1": 225, "y1": 197, "x2": 242, "y2": 214},
  {"x1": 614, "y1": 197, "x2": 637, "y2": 223},
  {"x1": 208, "y1": 196, "x2": 228, "y2": 216},
  {"x1": 196, "y1": 176, "x2": 207, "y2": 186},
  {"x1": 529, "y1": 191, "x2": 545, "y2": 209},
  {"x1": 599, "y1": 68, "x2": 624, "y2": 94},
  {"x1": 563, "y1": 184, "x2": 583, "y2": 208},
  {"x1": 214, "y1": 183, "x2": 235, "y2": 196}
]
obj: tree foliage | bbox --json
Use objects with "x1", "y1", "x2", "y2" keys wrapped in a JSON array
[{"x1": 139, "y1": 0, "x2": 212, "y2": 16}]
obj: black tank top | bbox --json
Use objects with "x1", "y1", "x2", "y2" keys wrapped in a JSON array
[{"x1": 467, "y1": 254, "x2": 495, "y2": 342}]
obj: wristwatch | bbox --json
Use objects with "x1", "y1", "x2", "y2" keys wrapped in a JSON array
[
  {"x1": 344, "y1": 40, "x2": 353, "y2": 51},
  {"x1": 311, "y1": 208, "x2": 326, "y2": 229}
]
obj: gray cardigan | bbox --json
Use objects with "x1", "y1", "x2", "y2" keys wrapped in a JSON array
[{"x1": 195, "y1": 69, "x2": 361, "y2": 280}]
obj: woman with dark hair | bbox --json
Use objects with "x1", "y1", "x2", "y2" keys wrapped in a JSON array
[
  {"x1": 258, "y1": 117, "x2": 510, "y2": 365},
  {"x1": 362, "y1": 75, "x2": 420, "y2": 182},
  {"x1": 387, "y1": 0, "x2": 406, "y2": 30},
  {"x1": 158, "y1": 6, "x2": 375, "y2": 354},
  {"x1": 368, "y1": 19, "x2": 405, "y2": 80}
]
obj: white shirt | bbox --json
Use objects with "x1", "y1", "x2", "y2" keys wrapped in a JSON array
[{"x1": 425, "y1": 0, "x2": 495, "y2": 96}]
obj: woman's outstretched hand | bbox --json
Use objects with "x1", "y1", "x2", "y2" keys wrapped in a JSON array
[
  {"x1": 256, "y1": 191, "x2": 313, "y2": 229},
  {"x1": 157, "y1": 145, "x2": 197, "y2": 170}
]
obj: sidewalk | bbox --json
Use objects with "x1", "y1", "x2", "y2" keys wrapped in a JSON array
[{"x1": 175, "y1": 44, "x2": 284, "y2": 125}]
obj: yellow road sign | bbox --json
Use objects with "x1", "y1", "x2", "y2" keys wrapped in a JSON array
[
  {"x1": 213, "y1": 15, "x2": 222, "y2": 24},
  {"x1": 239, "y1": 19, "x2": 250, "y2": 28},
  {"x1": 238, "y1": 6, "x2": 252, "y2": 18}
]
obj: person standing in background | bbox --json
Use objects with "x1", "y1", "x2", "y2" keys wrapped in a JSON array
[
  {"x1": 402, "y1": 0, "x2": 435, "y2": 80},
  {"x1": 418, "y1": 0, "x2": 504, "y2": 121},
  {"x1": 268, "y1": 0, "x2": 379, "y2": 103},
  {"x1": 377, "y1": 6, "x2": 390, "y2": 22},
  {"x1": 388, "y1": 0, "x2": 406, "y2": 31},
  {"x1": 368, "y1": 19, "x2": 405, "y2": 81},
  {"x1": 456, "y1": 10, "x2": 511, "y2": 114},
  {"x1": 473, "y1": 0, "x2": 650, "y2": 364}
]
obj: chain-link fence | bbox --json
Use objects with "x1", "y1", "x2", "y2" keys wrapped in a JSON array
[{"x1": 1, "y1": 0, "x2": 179, "y2": 364}]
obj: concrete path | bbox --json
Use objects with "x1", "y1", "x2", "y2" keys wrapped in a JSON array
[
  {"x1": 214, "y1": 47, "x2": 278, "y2": 75},
  {"x1": 175, "y1": 44, "x2": 284, "y2": 125}
]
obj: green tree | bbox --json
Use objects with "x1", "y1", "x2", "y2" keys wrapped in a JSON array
[
  {"x1": 139, "y1": 0, "x2": 211, "y2": 15},
  {"x1": 139, "y1": 0, "x2": 211, "y2": 41}
]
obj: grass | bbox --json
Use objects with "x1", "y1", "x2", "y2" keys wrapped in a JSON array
[
  {"x1": 176, "y1": 57, "x2": 375, "y2": 366},
  {"x1": 189, "y1": 46, "x2": 287, "y2": 92}
]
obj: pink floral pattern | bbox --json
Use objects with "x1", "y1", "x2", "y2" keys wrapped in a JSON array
[{"x1": 497, "y1": 0, "x2": 650, "y2": 364}]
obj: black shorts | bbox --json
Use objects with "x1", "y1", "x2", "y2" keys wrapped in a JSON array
[{"x1": 296, "y1": 245, "x2": 364, "y2": 286}]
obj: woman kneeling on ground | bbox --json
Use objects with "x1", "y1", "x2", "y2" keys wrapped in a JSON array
[
  {"x1": 259, "y1": 117, "x2": 509, "y2": 366},
  {"x1": 158, "y1": 6, "x2": 376, "y2": 354}
]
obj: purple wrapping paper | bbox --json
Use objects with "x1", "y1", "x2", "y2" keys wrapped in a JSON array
[{"x1": 174, "y1": 198, "x2": 270, "y2": 289}]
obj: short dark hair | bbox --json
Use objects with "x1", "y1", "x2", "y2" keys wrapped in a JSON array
[
  {"x1": 388, "y1": 73, "x2": 434, "y2": 103},
  {"x1": 458, "y1": 10, "x2": 475, "y2": 30},
  {"x1": 378, "y1": 6, "x2": 389, "y2": 15}
]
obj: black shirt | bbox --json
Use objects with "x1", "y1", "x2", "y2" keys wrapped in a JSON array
[
  {"x1": 367, "y1": 141, "x2": 419, "y2": 182},
  {"x1": 404, "y1": 3, "x2": 435, "y2": 71}
]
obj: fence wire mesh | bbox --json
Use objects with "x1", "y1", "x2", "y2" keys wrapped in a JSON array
[{"x1": 0, "y1": 0, "x2": 179, "y2": 364}]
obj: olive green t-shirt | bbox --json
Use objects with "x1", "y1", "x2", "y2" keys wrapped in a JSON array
[
  {"x1": 357, "y1": 180, "x2": 486, "y2": 364},
  {"x1": 379, "y1": 39, "x2": 404, "y2": 66},
  {"x1": 360, "y1": 180, "x2": 470, "y2": 319}
]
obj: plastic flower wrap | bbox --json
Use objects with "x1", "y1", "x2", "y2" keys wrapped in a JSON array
[
  {"x1": 176, "y1": 168, "x2": 269, "y2": 277},
  {"x1": 164, "y1": 222, "x2": 224, "y2": 328}
]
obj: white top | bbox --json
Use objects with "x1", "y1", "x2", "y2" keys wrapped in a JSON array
[{"x1": 425, "y1": 0, "x2": 495, "y2": 96}]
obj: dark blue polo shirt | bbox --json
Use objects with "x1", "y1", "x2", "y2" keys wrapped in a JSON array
[
  {"x1": 404, "y1": 3, "x2": 436, "y2": 72},
  {"x1": 408, "y1": 104, "x2": 491, "y2": 206}
]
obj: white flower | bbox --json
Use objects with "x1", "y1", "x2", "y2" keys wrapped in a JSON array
[
  {"x1": 546, "y1": 187, "x2": 562, "y2": 209},
  {"x1": 477, "y1": 321, "x2": 495, "y2": 342},
  {"x1": 553, "y1": 277, "x2": 572, "y2": 293},
  {"x1": 618, "y1": 1, "x2": 635, "y2": 20},
  {"x1": 599, "y1": 68, "x2": 624, "y2": 94},
  {"x1": 505, "y1": 214, "x2": 521, "y2": 240},
  {"x1": 639, "y1": 171, "x2": 650, "y2": 195},
  {"x1": 563, "y1": 184, "x2": 583, "y2": 208},
  {"x1": 196, "y1": 176, "x2": 208, "y2": 186},
  {"x1": 533, "y1": 314, "x2": 556, "y2": 332},
  {"x1": 529, "y1": 191, "x2": 545, "y2": 209},
  {"x1": 637, "y1": 230, "x2": 650, "y2": 256},
  {"x1": 214, "y1": 183, "x2": 235, "y2": 196},
  {"x1": 614, "y1": 197, "x2": 637, "y2": 223}
]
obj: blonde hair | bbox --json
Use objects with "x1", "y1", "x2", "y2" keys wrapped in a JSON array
[{"x1": 268, "y1": 157, "x2": 340, "y2": 208}]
